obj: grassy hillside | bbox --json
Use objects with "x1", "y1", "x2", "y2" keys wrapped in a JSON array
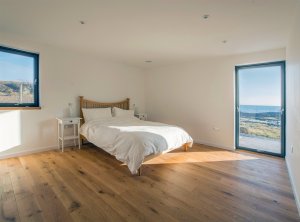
[
  {"x1": 0, "y1": 81, "x2": 33, "y2": 95},
  {"x1": 0, "y1": 81, "x2": 33, "y2": 103},
  {"x1": 240, "y1": 111, "x2": 281, "y2": 139}
]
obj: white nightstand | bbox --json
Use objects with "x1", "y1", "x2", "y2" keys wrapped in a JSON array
[
  {"x1": 56, "y1": 117, "x2": 81, "y2": 152},
  {"x1": 135, "y1": 113, "x2": 147, "y2": 120}
]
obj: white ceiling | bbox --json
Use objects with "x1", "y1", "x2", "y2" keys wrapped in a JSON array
[{"x1": 0, "y1": 0, "x2": 298, "y2": 67}]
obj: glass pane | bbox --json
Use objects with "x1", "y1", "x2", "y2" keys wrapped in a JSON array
[
  {"x1": 238, "y1": 65, "x2": 282, "y2": 154},
  {"x1": 0, "y1": 51, "x2": 34, "y2": 104}
]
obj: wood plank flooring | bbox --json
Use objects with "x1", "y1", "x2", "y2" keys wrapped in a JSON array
[{"x1": 0, "y1": 144, "x2": 299, "y2": 222}]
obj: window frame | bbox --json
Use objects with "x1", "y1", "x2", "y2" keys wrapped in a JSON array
[
  {"x1": 0, "y1": 45, "x2": 39, "y2": 108},
  {"x1": 235, "y1": 61, "x2": 286, "y2": 157}
]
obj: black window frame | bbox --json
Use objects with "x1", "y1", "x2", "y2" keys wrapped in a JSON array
[
  {"x1": 235, "y1": 61, "x2": 286, "y2": 157},
  {"x1": 0, "y1": 45, "x2": 39, "y2": 108}
]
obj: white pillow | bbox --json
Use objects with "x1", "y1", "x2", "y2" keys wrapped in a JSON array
[
  {"x1": 82, "y1": 108, "x2": 112, "y2": 122},
  {"x1": 113, "y1": 107, "x2": 134, "y2": 118}
]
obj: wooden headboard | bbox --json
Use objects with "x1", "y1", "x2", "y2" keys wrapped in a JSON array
[{"x1": 79, "y1": 96, "x2": 130, "y2": 125}]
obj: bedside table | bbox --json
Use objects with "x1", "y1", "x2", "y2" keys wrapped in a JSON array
[
  {"x1": 56, "y1": 117, "x2": 81, "y2": 152},
  {"x1": 135, "y1": 113, "x2": 147, "y2": 120}
]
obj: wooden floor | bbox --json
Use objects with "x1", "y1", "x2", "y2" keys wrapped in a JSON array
[{"x1": 0, "y1": 144, "x2": 299, "y2": 222}]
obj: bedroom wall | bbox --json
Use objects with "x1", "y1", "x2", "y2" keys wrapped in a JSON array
[
  {"x1": 0, "y1": 32, "x2": 145, "y2": 158},
  {"x1": 145, "y1": 48, "x2": 285, "y2": 150},
  {"x1": 286, "y1": 0, "x2": 300, "y2": 213}
]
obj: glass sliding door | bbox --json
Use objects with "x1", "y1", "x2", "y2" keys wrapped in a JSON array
[{"x1": 235, "y1": 61, "x2": 285, "y2": 157}]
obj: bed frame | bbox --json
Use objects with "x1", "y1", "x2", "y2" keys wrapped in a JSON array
[{"x1": 79, "y1": 96, "x2": 190, "y2": 176}]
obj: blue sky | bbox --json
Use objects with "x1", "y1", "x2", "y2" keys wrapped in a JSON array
[
  {"x1": 0, "y1": 51, "x2": 34, "y2": 83},
  {"x1": 239, "y1": 65, "x2": 281, "y2": 106}
]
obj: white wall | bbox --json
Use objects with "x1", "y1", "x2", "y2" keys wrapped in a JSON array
[
  {"x1": 286, "y1": 1, "x2": 300, "y2": 213},
  {"x1": 0, "y1": 33, "x2": 145, "y2": 158},
  {"x1": 145, "y1": 48, "x2": 285, "y2": 150},
  {"x1": 0, "y1": 32, "x2": 287, "y2": 161}
]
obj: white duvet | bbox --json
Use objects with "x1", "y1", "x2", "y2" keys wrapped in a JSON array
[{"x1": 80, "y1": 116, "x2": 193, "y2": 174}]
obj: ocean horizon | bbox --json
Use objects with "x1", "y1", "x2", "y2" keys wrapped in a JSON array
[{"x1": 240, "y1": 105, "x2": 281, "y2": 113}]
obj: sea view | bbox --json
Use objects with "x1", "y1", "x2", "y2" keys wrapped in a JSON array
[{"x1": 240, "y1": 105, "x2": 281, "y2": 113}]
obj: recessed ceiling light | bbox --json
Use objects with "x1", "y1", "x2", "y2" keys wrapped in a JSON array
[
  {"x1": 79, "y1": 21, "x2": 85, "y2": 25},
  {"x1": 144, "y1": 60, "x2": 152, "y2": 63},
  {"x1": 203, "y1": 14, "x2": 210, "y2": 20}
]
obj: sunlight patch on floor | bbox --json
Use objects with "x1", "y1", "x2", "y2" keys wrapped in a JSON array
[{"x1": 141, "y1": 150, "x2": 259, "y2": 165}]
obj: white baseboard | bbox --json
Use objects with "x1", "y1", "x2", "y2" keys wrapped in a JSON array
[
  {"x1": 194, "y1": 140, "x2": 235, "y2": 151},
  {"x1": 286, "y1": 158, "x2": 300, "y2": 216},
  {"x1": 0, "y1": 145, "x2": 58, "y2": 160}
]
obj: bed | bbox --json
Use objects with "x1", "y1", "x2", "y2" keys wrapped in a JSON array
[{"x1": 79, "y1": 96, "x2": 193, "y2": 175}]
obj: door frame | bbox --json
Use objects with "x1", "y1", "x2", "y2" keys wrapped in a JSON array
[{"x1": 235, "y1": 61, "x2": 286, "y2": 157}]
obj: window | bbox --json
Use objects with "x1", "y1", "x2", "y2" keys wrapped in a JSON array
[
  {"x1": 0, "y1": 46, "x2": 39, "y2": 107},
  {"x1": 235, "y1": 61, "x2": 285, "y2": 157}
]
